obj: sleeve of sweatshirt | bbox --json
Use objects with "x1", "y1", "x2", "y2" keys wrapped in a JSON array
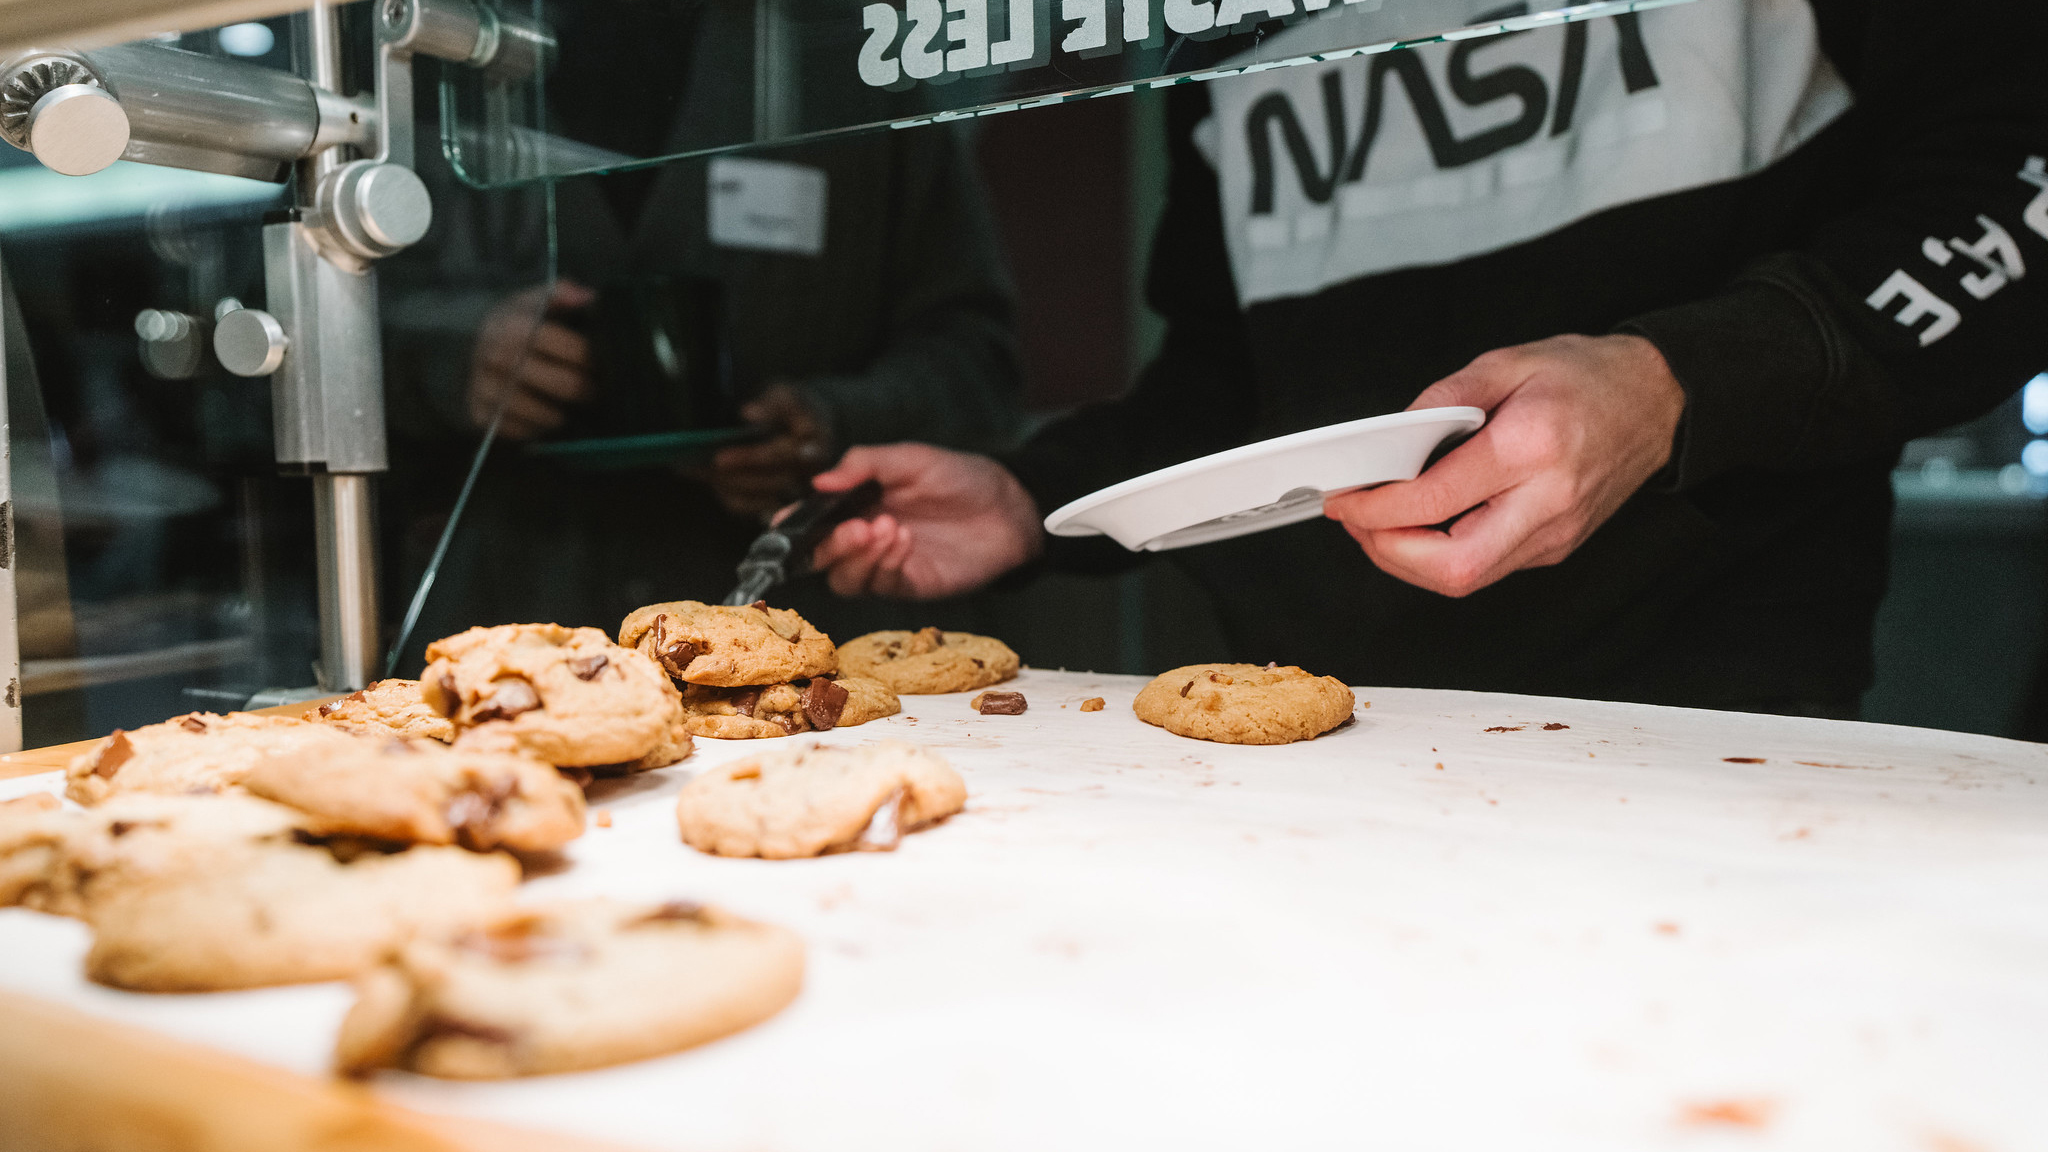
[
  {"x1": 1004, "y1": 85, "x2": 1260, "y2": 572},
  {"x1": 1620, "y1": 0, "x2": 2048, "y2": 489},
  {"x1": 794, "y1": 125, "x2": 1027, "y2": 457}
]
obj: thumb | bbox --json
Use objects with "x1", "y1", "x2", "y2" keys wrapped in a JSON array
[
  {"x1": 1408, "y1": 347, "x2": 1534, "y2": 414},
  {"x1": 811, "y1": 443, "x2": 935, "y2": 494},
  {"x1": 548, "y1": 279, "x2": 598, "y2": 312}
]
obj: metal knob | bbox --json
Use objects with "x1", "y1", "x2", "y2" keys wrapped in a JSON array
[
  {"x1": 135, "y1": 308, "x2": 206, "y2": 379},
  {"x1": 25, "y1": 83, "x2": 130, "y2": 176},
  {"x1": 214, "y1": 307, "x2": 289, "y2": 377},
  {"x1": 320, "y1": 159, "x2": 432, "y2": 260}
]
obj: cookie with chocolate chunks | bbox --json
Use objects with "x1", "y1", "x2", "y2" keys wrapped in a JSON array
[
  {"x1": 678, "y1": 675, "x2": 899, "y2": 740},
  {"x1": 618, "y1": 600, "x2": 837, "y2": 688},
  {"x1": 420, "y1": 624, "x2": 687, "y2": 770},
  {"x1": 63, "y1": 712, "x2": 358, "y2": 806},
  {"x1": 307, "y1": 679, "x2": 455, "y2": 743},
  {"x1": 675, "y1": 741, "x2": 965, "y2": 859},
  {"x1": 242, "y1": 736, "x2": 585, "y2": 853},
  {"x1": 334, "y1": 898, "x2": 804, "y2": 1079},
  {"x1": 835, "y1": 627, "x2": 1018, "y2": 694},
  {"x1": 1133, "y1": 663, "x2": 1355, "y2": 745}
]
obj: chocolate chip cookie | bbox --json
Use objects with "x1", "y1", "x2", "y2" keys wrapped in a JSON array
[
  {"x1": 86, "y1": 837, "x2": 520, "y2": 991},
  {"x1": 679, "y1": 675, "x2": 899, "y2": 740},
  {"x1": 618, "y1": 600, "x2": 837, "y2": 688},
  {"x1": 1133, "y1": 663, "x2": 1355, "y2": 745},
  {"x1": 675, "y1": 740, "x2": 965, "y2": 858},
  {"x1": 835, "y1": 627, "x2": 1018, "y2": 694},
  {"x1": 308, "y1": 679, "x2": 455, "y2": 743},
  {"x1": 420, "y1": 624, "x2": 688, "y2": 769},
  {"x1": 64, "y1": 713, "x2": 358, "y2": 806},
  {"x1": 0, "y1": 793, "x2": 520, "y2": 990},
  {"x1": 242, "y1": 737, "x2": 586, "y2": 853},
  {"x1": 335, "y1": 898, "x2": 804, "y2": 1079}
]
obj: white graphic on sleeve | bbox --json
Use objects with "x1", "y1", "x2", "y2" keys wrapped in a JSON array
[
  {"x1": 1204, "y1": 0, "x2": 1854, "y2": 306},
  {"x1": 2020, "y1": 156, "x2": 2048, "y2": 241},
  {"x1": 1866, "y1": 271, "x2": 1962, "y2": 348},
  {"x1": 1870, "y1": 157, "x2": 2048, "y2": 348}
]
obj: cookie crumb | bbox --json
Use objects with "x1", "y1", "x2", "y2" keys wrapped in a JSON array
[
  {"x1": 1433, "y1": 763, "x2": 1444, "y2": 771},
  {"x1": 1723, "y1": 756, "x2": 1766, "y2": 764},
  {"x1": 594, "y1": 809, "x2": 613, "y2": 828},
  {"x1": 971, "y1": 691, "x2": 1027, "y2": 715},
  {"x1": 1080, "y1": 697, "x2": 1105, "y2": 712},
  {"x1": 1542, "y1": 722, "x2": 1568, "y2": 730}
]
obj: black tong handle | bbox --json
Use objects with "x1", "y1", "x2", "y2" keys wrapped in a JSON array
[{"x1": 779, "y1": 479, "x2": 885, "y2": 571}]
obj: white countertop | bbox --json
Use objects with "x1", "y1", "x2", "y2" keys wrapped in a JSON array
[{"x1": 4, "y1": 669, "x2": 2045, "y2": 1151}]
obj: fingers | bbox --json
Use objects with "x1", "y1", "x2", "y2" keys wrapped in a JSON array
[
  {"x1": 516, "y1": 355, "x2": 594, "y2": 405},
  {"x1": 810, "y1": 445, "x2": 896, "y2": 493},
  {"x1": 1352, "y1": 486, "x2": 1553, "y2": 598},
  {"x1": 819, "y1": 515, "x2": 906, "y2": 597},
  {"x1": 1324, "y1": 431, "x2": 1509, "y2": 531},
  {"x1": 526, "y1": 321, "x2": 590, "y2": 372}
]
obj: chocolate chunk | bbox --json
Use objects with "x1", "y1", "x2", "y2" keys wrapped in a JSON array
[
  {"x1": 726, "y1": 687, "x2": 762, "y2": 718},
  {"x1": 471, "y1": 676, "x2": 541, "y2": 723},
  {"x1": 974, "y1": 690, "x2": 1027, "y2": 715},
  {"x1": 178, "y1": 716, "x2": 207, "y2": 733},
  {"x1": 432, "y1": 670, "x2": 459, "y2": 717},
  {"x1": 568, "y1": 653, "x2": 609, "y2": 681},
  {"x1": 770, "y1": 712, "x2": 802, "y2": 736},
  {"x1": 1179, "y1": 681, "x2": 1193, "y2": 698},
  {"x1": 750, "y1": 600, "x2": 770, "y2": 612},
  {"x1": 630, "y1": 900, "x2": 706, "y2": 927},
  {"x1": 93, "y1": 731, "x2": 136, "y2": 779},
  {"x1": 649, "y1": 616, "x2": 700, "y2": 679},
  {"x1": 971, "y1": 658, "x2": 985, "y2": 668},
  {"x1": 444, "y1": 790, "x2": 501, "y2": 837},
  {"x1": 108, "y1": 820, "x2": 138, "y2": 838},
  {"x1": 802, "y1": 676, "x2": 850, "y2": 731}
]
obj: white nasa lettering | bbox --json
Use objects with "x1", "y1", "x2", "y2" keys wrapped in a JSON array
[
  {"x1": 991, "y1": 0, "x2": 1041, "y2": 66},
  {"x1": 1124, "y1": 0, "x2": 1153, "y2": 42},
  {"x1": 1164, "y1": 0, "x2": 1216, "y2": 35},
  {"x1": 1217, "y1": 0, "x2": 1295, "y2": 28},
  {"x1": 2020, "y1": 156, "x2": 2048, "y2": 241},
  {"x1": 902, "y1": 0, "x2": 947, "y2": 79},
  {"x1": 947, "y1": 0, "x2": 991, "y2": 71},
  {"x1": 858, "y1": 4, "x2": 902, "y2": 87},
  {"x1": 1063, "y1": 0, "x2": 1108, "y2": 53},
  {"x1": 1866, "y1": 270, "x2": 1962, "y2": 347}
]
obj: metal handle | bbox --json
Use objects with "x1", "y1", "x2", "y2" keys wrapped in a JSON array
[{"x1": 779, "y1": 479, "x2": 885, "y2": 569}]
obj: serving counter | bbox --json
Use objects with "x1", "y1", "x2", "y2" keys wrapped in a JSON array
[{"x1": 3, "y1": 669, "x2": 2044, "y2": 1151}]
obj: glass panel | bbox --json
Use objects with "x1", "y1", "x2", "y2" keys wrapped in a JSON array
[
  {"x1": 444, "y1": 0, "x2": 1696, "y2": 187},
  {"x1": 0, "y1": 15, "x2": 559, "y2": 743}
]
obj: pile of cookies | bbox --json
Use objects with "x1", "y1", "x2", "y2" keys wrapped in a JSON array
[{"x1": 621, "y1": 600, "x2": 902, "y2": 739}]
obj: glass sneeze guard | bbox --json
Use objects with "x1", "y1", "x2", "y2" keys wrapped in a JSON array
[{"x1": 444, "y1": 0, "x2": 1697, "y2": 186}]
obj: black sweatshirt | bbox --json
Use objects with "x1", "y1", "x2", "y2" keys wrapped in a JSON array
[{"x1": 1008, "y1": 0, "x2": 2048, "y2": 710}]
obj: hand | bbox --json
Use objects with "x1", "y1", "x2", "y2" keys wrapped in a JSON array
[
  {"x1": 709, "y1": 383, "x2": 834, "y2": 518},
  {"x1": 807, "y1": 444, "x2": 1044, "y2": 599},
  {"x1": 1323, "y1": 334, "x2": 1685, "y2": 598},
  {"x1": 467, "y1": 280, "x2": 595, "y2": 440}
]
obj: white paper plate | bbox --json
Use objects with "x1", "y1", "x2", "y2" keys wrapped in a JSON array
[{"x1": 1043, "y1": 406, "x2": 1486, "y2": 551}]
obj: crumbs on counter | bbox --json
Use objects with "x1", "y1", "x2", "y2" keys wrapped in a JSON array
[
  {"x1": 1483, "y1": 725, "x2": 1526, "y2": 733},
  {"x1": 594, "y1": 809, "x2": 613, "y2": 828},
  {"x1": 1723, "y1": 757, "x2": 1766, "y2": 764},
  {"x1": 1080, "y1": 697, "x2": 1105, "y2": 712}
]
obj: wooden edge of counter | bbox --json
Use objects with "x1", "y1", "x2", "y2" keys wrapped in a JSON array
[
  {"x1": 0, "y1": 696, "x2": 346, "y2": 781},
  {"x1": 0, "y1": 988, "x2": 648, "y2": 1152}
]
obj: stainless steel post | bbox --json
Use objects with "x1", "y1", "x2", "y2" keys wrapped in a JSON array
[
  {"x1": 312, "y1": 472, "x2": 379, "y2": 691},
  {"x1": 0, "y1": 255, "x2": 22, "y2": 752}
]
